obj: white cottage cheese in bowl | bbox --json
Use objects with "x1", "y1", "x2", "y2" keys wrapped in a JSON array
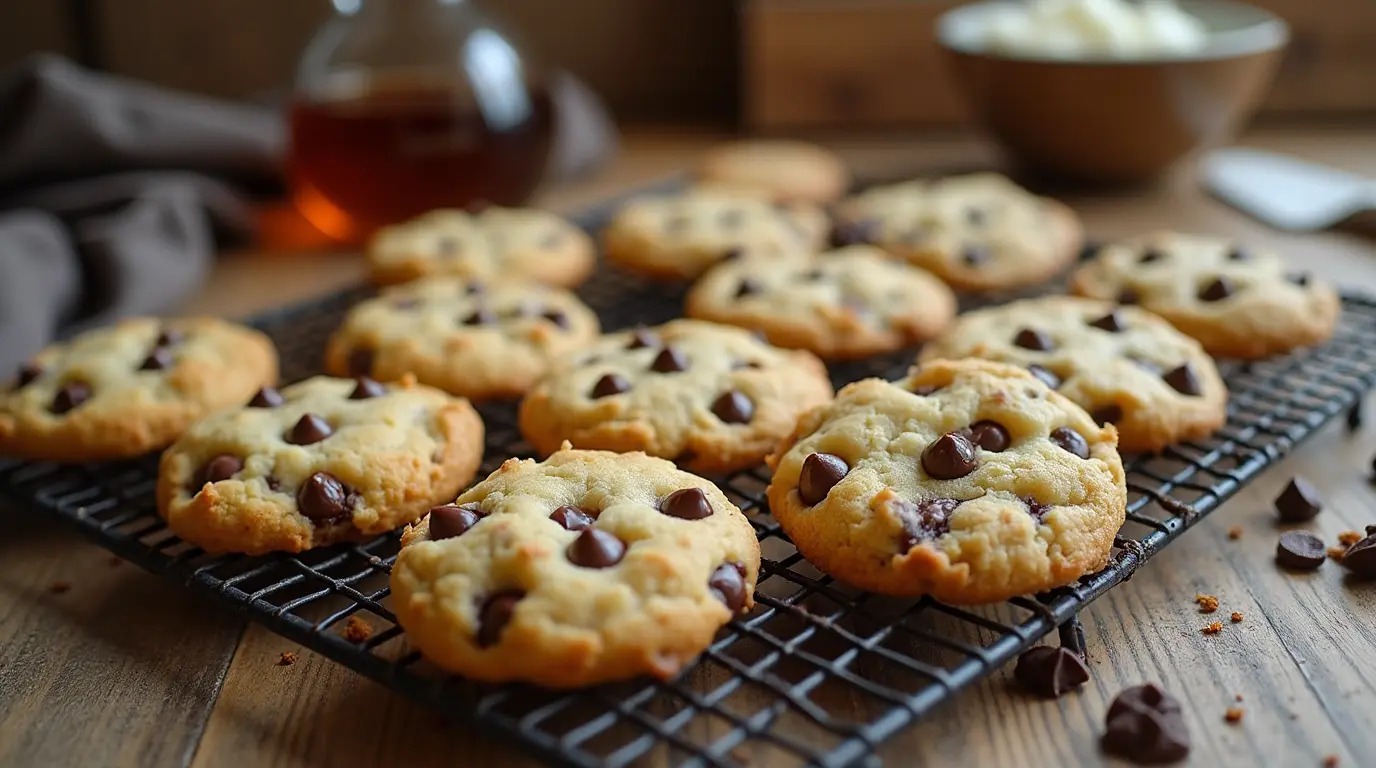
[{"x1": 973, "y1": 0, "x2": 1209, "y2": 59}]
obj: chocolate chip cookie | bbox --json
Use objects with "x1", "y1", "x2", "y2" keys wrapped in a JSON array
[
  {"x1": 919, "y1": 296, "x2": 1227, "y2": 452},
  {"x1": 684, "y1": 245, "x2": 957, "y2": 360},
  {"x1": 766, "y1": 358, "x2": 1126, "y2": 604},
  {"x1": 1, "y1": 317, "x2": 278, "y2": 461},
  {"x1": 157, "y1": 375, "x2": 483, "y2": 555},
  {"x1": 518, "y1": 320, "x2": 833, "y2": 474},
  {"x1": 390, "y1": 446, "x2": 760, "y2": 688},
  {"x1": 832, "y1": 173, "x2": 1083, "y2": 292},
  {"x1": 603, "y1": 190, "x2": 829, "y2": 280},
  {"x1": 1070, "y1": 231, "x2": 1340, "y2": 359},
  {"x1": 325, "y1": 276, "x2": 600, "y2": 401},
  {"x1": 367, "y1": 206, "x2": 595, "y2": 288},
  {"x1": 694, "y1": 140, "x2": 851, "y2": 204}
]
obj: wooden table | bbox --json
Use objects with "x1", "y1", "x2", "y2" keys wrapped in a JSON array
[{"x1": 3, "y1": 127, "x2": 1375, "y2": 768}]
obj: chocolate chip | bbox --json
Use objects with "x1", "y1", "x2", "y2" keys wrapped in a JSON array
[
  {"x1": 627, "y1": 327, "x2": 658, "y2": 349},
  {"x1": 156, "y1": 329, "x2": 183, "y2": 346},
  {"x1": 15, "y1": 363, "x2": 41, "y2": 388},
  {"x1": 1102, "y1": 684, "x2": 1190, "y2": 763},
  {"x1": 966, "y1": 207, "x2": 986, "y2": 226},
  {"x1": 962, "y1": 245, "x2": 991, "y2": 267},
  {"x1": 1198, "y1": 276, "x2": 1235, "y2": 302},
  {"x1": 1025, "y1": 497, "x2": 1053, "y2": 520},
  {"x1": 1051, "y1": 427, "x2": 1089, "y2": 458},
  {"x1": 799, "y1": 268, "x2": 825, "y2": 282},
  {"x1": 708, "y1": 562, "x2": 748, "y2": 612},
  {"x1": 895, "y1": 498, "x2": 958, "y2": 550},
  {"x1": 913, "y1": 384, "x2": 942, "y2": 396},
  {"x1": 1138, "y1": 248, "x2": 1165, "y2": 264},
  {"x1": 650, "y1": 346, "x2": 689, "y2": 373},
  {"x1": 296, "y1": 472, "x2": 351, "y2": 520},
  {"x1": 590, "y1": 373, "x2": 630, "y2": 398},
  {"x1": 349, "y1": 377, "x2": 386, "y2": 400},
  {"x1": 197, "y1": 454, "x2": 243, "y2": 487},
  {"x1": 50, "y1": 382, "x2": 91, "y2": 414},
  {"x1": 542, "y1": 310, "x2": 569, "y2": 329},
  {"x1": 286, "y1": 413, "x2": 333, "y2": 445},
  {"x1": 711, "y1": 390, "x2": 754, "y2": 424},
  {"x1": 140, "y1": 347, "x2": 174, "y2": 371},
  {"x1": 922, "y1": 432, "x2": 978, "y2": 479},
  {"x1": 1015, "y1": 646, "x2": 1090, "y2": 698},
  {"x1": 829, "y1": 218, "x2": 879, "y2": 248},
  {"x1": 1089, "y1": 310, "x2": 1127, "y2": 333},
  {"x1": 550, "y1": 506, "x2": 595, "y2": 531},
  {"x1": 1090, "y1": 405, "x2": 1123, "y2": 425},
  {"x1": 733, "y1": 359, "x2": 763, "y2": 371},
  {"x1": 799, "y1": 453, "x2": 848, "y2": 505},
  {"x1": 966, "y1": 420, "x2": 1010, "y2": 452},
  {"x1": 1227, "y1": 246, "x2": 1249, "y2": 261},
  {"x1": 463, "y1": 307, "x2": 498, "y2": 326},
  {"x1": 1289, "y1": 272, "x2": 1311, "y2": 287},
  {"x1": 735, "y1": 277, "x2": 762, "y2": 298},
  {"x1": 1340, "y1": 531, "x2": 1376, "y2": 578},
  {"x1": 1027, "y1": 365, "x2": 1062, "y2": 390},
  {"x1": 1013, "y1": 328, "x2": 1055, "y2": 351},
  {"x1": 428, "y1": 504, "x2": 482, "y2": 540},
  {"x1": 1156, "y1": 364, "x2": 1202, "y2": 397},
  {"x1": 465, "y1": 280, "x2": 486, "y2": 296},
  {"x1": 721, "y1": 246, "x2": 743, "y2": 262},
  {"x1": 1117, "y1": 287, "x2": 1140, "y2": 305},
  {"x1": 660, "y1": 487, "x2": 713, "y2": 520},
  {"x1": 265, "y1": 476, "x2": 282, "y2": 492},
  {"x1": 1079, "y1": 243, "x2": 1100, "y2": 261},
  {"x1": 249, "y1": 387, "x2": 284, "y2": 408},
  {"x1": 1276, "y1": 531, "x2": 1326, "y2": 570},
  {"x1": 567, "y1": 528, "x2": 626, "y2": 568},
  {"x1": 347, "y1": 348, "x2": 374, "y2": 377},
  {"x1": 476, "y1": 591, "x2": 524, "y2": 647},
  {"x1": 1274, "y1": 477, "x2": 1322, "y2": 523}
]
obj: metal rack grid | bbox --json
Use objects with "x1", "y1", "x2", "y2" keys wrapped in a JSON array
[{"x1": 4, "y1": 199, "x2": 1376, "y2": 767}]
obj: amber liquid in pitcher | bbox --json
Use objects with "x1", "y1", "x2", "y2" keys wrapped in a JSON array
[{"x1": 288, "y1": 75, "x2": 555, "y2": 241}]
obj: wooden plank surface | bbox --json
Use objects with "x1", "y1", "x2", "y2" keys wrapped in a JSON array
[{"x1": 2, "y1": 127, "x2": 1376, "y2": 767}]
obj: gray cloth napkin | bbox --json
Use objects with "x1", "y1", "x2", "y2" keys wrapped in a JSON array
[
  {"x1": 0, "y1": 55, "x2": 618, "y2": 376},
  {"x1": 0, "y1": 54, "x2": 281, "y2": 374}
]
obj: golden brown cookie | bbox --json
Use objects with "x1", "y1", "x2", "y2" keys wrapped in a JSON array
[
  {"x1": 919, "y1": 296, "x2": 1227, "y2": 452},
  {"x1": 157, "y1": 375, "x2": 483, "y2": 555},
  {"x1": 367, "y1": 206, "x2": 595, "y2": 288},
  {"x1": 684, "y1": 245, "x2": 957, "y2": 360},
  {"x1": 324, "y1": 276, "x2": 600, "y2": 401},
  {"x1": 390, "y1": 446, "x2": 761, "y2": 688},
  {"x1": 1069, "y1": 231, "x2": 1340, "y2": 359},
  {"x1": 518, "y1": 320, "x2": 833, "y2": 474},
  {"x1": 766, "y1": 359, "x2": 1126, "y2": 604},
  {"x1": 1, "y1": 317, "x2": 277, "y2": 461},
  {"x1": 833, "y1": 173, "x2": 1083, "y2": 292},
  {"x1": 694, "y1": 140, "x2": 850, "y2": 204}
]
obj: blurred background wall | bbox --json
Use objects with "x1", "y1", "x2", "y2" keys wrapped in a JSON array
[{"x1": 2, "y1": 0, "x2": 1372, "y2": 128}]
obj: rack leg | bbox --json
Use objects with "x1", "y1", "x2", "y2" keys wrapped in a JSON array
[
  {"x1": 1058, "y1": 615, "x2": 1087, "y2": 658},
  {"x1": 1347, "y1": 400, "x2": 1363, "y2": 433}
]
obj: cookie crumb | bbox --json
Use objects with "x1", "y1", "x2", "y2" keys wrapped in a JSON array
[
  {"x1": 1227, "y1": 525, "x2": 1243, "y2": 540},
  {"x1": 1230, "y1": 612, "x2": 1244, "y2": 623},
  {"x1": 1202, "y1": 622, "x2": 1223, "y2": 635},
  {"x1": 1224, "y1": 706, "x2": 1244, "y2": 724},
  {"x1": 277, "y1": 652, "x2": 298, "y2": 667},
  {"x1": 1195, "y1": 593, "x2": 1220, "y2": 613},
  {"x1": 48, "y1": 581, "x2": 71, "y2": 594},
  {"x1": 1323, "y1": 755, "x2": 1339, "y2": 767},
  {"x1": 1329, "y1": 545, "x2": 1350, "y2": 560},
  {"x1": 343, "y1": 615, "x2": 373, "y2": 643},
  {"x1": 1338, "y1": 531, "x2": 1363, "y2": 546}
]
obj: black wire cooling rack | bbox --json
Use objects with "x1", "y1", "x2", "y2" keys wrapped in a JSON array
[{"x1": 4, "y1": 191, "x2": 1376, "y2": 768}]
